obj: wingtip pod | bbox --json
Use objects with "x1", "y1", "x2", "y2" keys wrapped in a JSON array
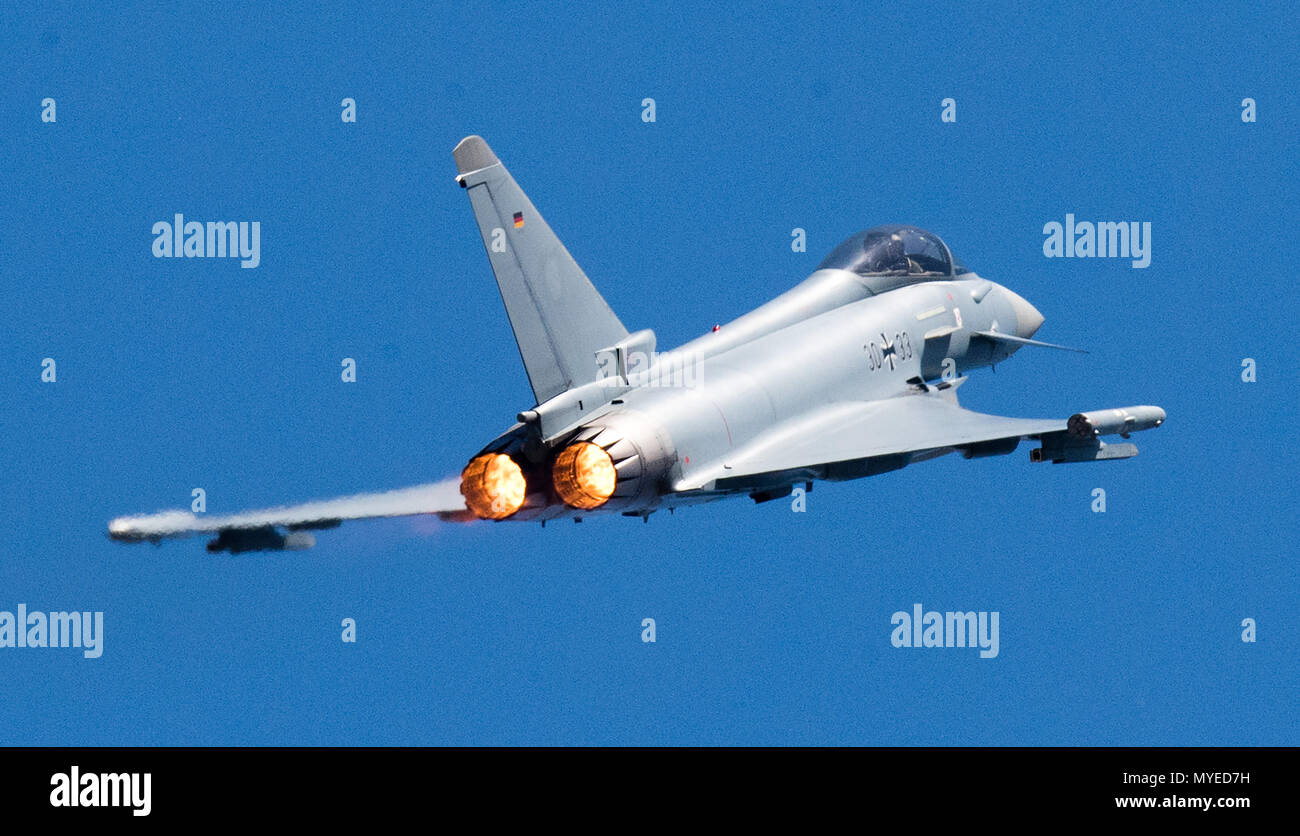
[
  {"x1": 107, "y1": 510, "x2": 198, "y2": 542},
  {"x1": 453, "y1": 135, "x2": 500, "y2": 175},
  {"x1": 1067, "y1": 405, "x2": 1166, "y2": 440},
  {"x1": 1032, "y1": 405, "x2": 1165, "y2": 463}
]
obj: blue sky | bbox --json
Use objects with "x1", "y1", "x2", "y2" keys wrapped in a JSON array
[{"x1": 1, "y1": 1, "x2": 1295, "y2": 744}]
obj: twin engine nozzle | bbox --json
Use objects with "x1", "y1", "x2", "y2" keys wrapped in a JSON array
[
  {"x1": 458, "y1": 452, "x2": 529, "y2": 520},
  {"x1": 460, "y1": 413, "x2": 673, "y2": 521},
  {"x1": 460, "y1": 442, "x2": 619, "y2": 520}
]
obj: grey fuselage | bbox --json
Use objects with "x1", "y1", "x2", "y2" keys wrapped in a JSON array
[{"x1": 494, "y1": 266, "x2": 1042, "y2": 521}]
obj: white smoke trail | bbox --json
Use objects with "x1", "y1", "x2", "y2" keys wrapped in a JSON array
[{"x1": 108, "y1": 476, "x2": 467, "y2": 541}]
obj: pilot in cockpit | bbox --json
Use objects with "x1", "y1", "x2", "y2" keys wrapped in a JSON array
[
  {"x1": 817, "y1": 225, "x2": 957, "y2": 280},
  {"x1": 871, "y1": 231, "x2": 910, "y2": 274}
]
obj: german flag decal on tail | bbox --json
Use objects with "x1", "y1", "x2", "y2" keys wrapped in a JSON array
[{"x1": 513, "y1": 211, "x2": 525, "y2": 228}]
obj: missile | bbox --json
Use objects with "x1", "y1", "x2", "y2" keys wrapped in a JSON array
[{"x1": 205, "y1": 527, "x2": 315, "y2": 554}]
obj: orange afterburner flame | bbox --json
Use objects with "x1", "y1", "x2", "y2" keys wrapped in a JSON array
[
  {"x1": 460, "y1": 454, "x2": 526, "y2": 520},
  {"x1": 552, "y1": 442, "x2": 617, "y2": 509}
]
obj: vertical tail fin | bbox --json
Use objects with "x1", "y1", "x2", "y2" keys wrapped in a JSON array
[{"x1": 453, "y1": 136, "x2": 628, "y2": 405}]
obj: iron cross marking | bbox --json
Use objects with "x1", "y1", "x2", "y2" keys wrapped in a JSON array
[{"x1": 879, "y1": 333, "x2": 896, "y2": 370}]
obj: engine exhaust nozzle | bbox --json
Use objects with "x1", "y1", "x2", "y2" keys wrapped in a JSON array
[
  {"x1": 552, "y1": 442, "x2": 617, "y2": 510},
  {"x1": 460, "y1": 453, "x2": 527, "y2": 520}
]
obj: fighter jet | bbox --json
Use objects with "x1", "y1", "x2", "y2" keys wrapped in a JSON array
[{"x1": 108, "y1": 136, "x2": 1166, "y2": 552}]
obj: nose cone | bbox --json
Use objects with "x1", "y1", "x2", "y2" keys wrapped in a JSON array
[{"x1": 1005, "y1": 289, "x2": 1044, "y2": 339}]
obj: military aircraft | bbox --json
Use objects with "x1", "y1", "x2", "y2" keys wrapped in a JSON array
[{"x1": 108, "y1": 136, "x2": 1166, "y2": 552}]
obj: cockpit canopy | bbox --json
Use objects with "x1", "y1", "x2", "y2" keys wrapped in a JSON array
[{"x1": 817, "y1": 225, "x2": 970, "y2": 280}]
